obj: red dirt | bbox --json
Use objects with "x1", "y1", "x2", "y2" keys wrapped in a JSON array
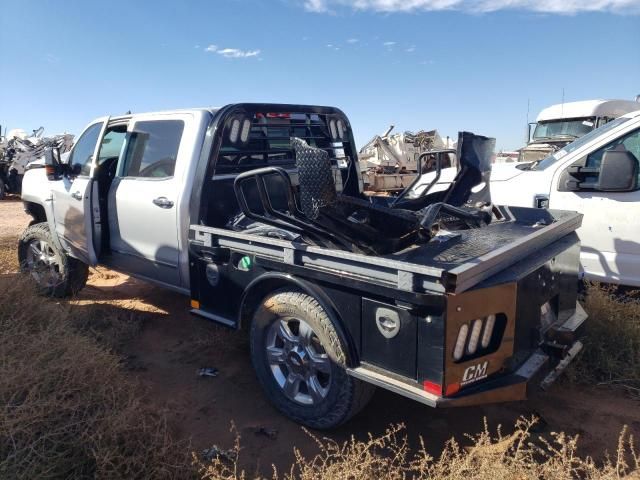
[{"x1": 2, "y1": 200, "x2": 639, "y2": 476}]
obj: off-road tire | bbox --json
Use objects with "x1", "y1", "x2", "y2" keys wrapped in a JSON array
[
  {"x1": 250, "y1": 289, "x2": 375, "y2": 429},
  {"x1": 18, "y1": 222, "x2": 89, "y2": 297},
  {"x1": 0, "y1": 180, "x2": 5, "y2": 200}
]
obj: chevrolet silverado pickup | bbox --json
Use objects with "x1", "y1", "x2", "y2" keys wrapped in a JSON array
[{"x1": 19, "y1": 103, "x2": 586, "y2": 428}]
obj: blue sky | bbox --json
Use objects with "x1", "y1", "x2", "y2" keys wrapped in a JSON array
[{"x1": 1, "y1": 0, "x2": 639, "y2": 150}]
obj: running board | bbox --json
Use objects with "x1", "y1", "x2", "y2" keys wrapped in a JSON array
[
  {"x1": 347, "y1": 366, "x2": 439, "y2": 407},
  {"x1": 190, "y1": 308, "x2": 237, "y2": 328}
]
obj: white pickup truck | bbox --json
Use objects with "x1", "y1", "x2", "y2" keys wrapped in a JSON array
[{"x1": 409, "y1": 110, "x2": 640, "y2": 287}]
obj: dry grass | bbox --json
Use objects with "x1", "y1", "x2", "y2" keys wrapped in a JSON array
[
  {"x1": 195, "y1": 418, "x2": 640, "y2": 479},
  {"x1": 568, "y1": 283, "x2": 640, "y2": 397},
  {"x1": 0, "y1": 274, "x2": 195, "y2": 479},
  {"x1": 2, "y1": 232, "x2": 640, "y2": 479}
]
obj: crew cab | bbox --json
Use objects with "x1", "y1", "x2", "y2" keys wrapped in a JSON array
[{"x1": 19, "y1": 104, "x2": 586, "y2": 428}]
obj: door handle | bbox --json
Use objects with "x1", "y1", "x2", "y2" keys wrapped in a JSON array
[
  {"x1": 71, "y1": 191, "x2": 83, "y2": 201},
  {"x1": 152, "y1": 197, "x2": 174, "y2": 209}
]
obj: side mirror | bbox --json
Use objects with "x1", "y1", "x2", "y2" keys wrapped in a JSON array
[
  {"x1": 598, "y1": 148, "x2": 639, "y2": 192},
  {"x1": 44, "y1": 147, "x2": 64, "y2": 180}
]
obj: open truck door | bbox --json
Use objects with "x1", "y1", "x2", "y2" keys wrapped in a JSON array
[{"x1": 50, "y1": 117, "x2": 110, "y2": 266}]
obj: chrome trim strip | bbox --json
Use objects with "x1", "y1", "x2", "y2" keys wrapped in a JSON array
[
  {"x1": 347, "y1": 366, "x2": 439, "y2": 407},
  {"x1": 190, "y1": 309, "x2": 236, "y2": 328}
]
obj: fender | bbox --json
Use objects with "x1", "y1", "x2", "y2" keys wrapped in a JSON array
[
  {"x1": 20, "y1": 169, "x2": 65, "y2": 252},
  {"x1": 239, "y1": 272, "x2": 360, "y2": 368}
]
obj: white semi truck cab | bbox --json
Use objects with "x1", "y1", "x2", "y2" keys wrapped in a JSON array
[{"x1": 519, "y1": 98, "x2": 640, "y2": 163}]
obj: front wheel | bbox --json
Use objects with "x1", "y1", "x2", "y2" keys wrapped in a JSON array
[
  {"x1": 18, "y1": 222, "x2": 89, "y2": 297},
  {"x1": 250, "y1": 290, "x2": 375, "y2": 429}
]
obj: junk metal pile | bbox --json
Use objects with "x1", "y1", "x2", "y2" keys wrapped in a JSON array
[
  {"x1": 0, "y1": 128, "x2": 74, "y2": 199},
  {"x1": 358, "y1": 126, "x2": 456, "y2": 192}
]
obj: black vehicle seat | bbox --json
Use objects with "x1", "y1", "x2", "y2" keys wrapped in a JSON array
[{"x1": 290, "y1": 137, "x2": 421, "y2": 254}]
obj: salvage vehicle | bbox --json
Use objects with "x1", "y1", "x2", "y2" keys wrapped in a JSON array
[
  {"x1": 0, "y1": 128, "x2": 74, "y2": 199},
  {"x1": 19, "y1": 104, "x2": 586, "y2": 428},
  {"x1": 519, "y1": 98, "x2": 640, "y2": 163},
  {"x1": 358, "y1": 125, "x2": 456, "y2": 192},
  {"x1": 409, "y1": 109, "x2": 640, "y2": 288}
]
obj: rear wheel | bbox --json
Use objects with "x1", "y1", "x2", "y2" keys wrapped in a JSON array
[
  {"x1": 18, "y1": 222, "x2": 88, "y2": 297},
  {"x1": 250, "y1": 290, "x2": 375, "y2": 429}
]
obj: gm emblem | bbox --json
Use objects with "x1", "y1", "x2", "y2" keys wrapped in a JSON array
[{"x1": 462, "y1": 361, "x2": 488, "y2": 385}]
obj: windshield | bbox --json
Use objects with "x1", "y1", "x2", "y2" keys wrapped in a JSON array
[
  {"x1": 532, "y1": 118, "x2": 595, "y2": 141},
  {"x1": 531, "y1": 116, "x2": 631, "y2": 171}
]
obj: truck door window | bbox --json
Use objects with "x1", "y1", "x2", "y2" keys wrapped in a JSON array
[
  {"x1": 98, "y1": 129, "x2": 126, "y2": 164},
  {"x1": 121, "y1": 120, "x2": 185, "y2": 178},
  {"x1": 583, "y1": 128, "x2": 640, "y2": 184},
  {"x1": 69, "y1": 123, "x2": 103, "y2": 176}
]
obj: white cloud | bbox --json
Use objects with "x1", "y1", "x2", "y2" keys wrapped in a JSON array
[
  {"x1": 347, "y1": 38, "x2": 359, "y2": 43},
  {"x1": 301, "y1": 0, "x2": 639, "y2": 14},
  {"x1": 304, "y1": 0, "x2": 328, "y2": 11},
  {"x1": 204, "y1": 45, "x2": 261, "y2": 58},
  {"x1": 406, "y1": 45, "x2": 416, "y2": 52},
  {"x1": 383, "y1": 41, "x2": 396, "y2": 46},
  {"x1": 218, "y1": 48, "x2": 261, "y2": 58}
]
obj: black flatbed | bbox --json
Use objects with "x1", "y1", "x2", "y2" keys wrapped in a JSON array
[{"x1": 190, "y1": 206, "x2": 582, "y2": 295}]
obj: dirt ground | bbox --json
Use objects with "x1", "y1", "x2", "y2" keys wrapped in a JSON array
[{"x1": 2, "y1": 199, "x2": 639, "y2": 476}]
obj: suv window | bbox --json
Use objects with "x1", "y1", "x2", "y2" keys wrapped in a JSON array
[
  {"x1": 69, "y1": 123, "x2": 103, "y2": 176},
  {"x1": 121, "y1": 120, "x2": 184, "y2": 178},
  {"x1": 584, "y1": 128, "x2": 640, "y2": 184}
]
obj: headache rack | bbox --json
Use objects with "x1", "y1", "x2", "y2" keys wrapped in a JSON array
[
  {"x1": 214, "y1": 111, "x2": 352, "y2": 174},
  {"x1": 190, "y1": 206, "x2": 582, "y2": 295}
]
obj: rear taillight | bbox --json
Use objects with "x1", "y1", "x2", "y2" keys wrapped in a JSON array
[
  {"x1": 453, "y1": 324, "x2": 468, "y2": 361},
  {"x1": 452, "y1": 313, "x2": 504, "y2": 362},
  {"x1": 423, "y1": 380, "x2": 460, "y2": 397},
  {"x1": 467, "y1": 319, "x2": 483, "y2": 355},
  {"x1": 265, "y1": 112, "x2": 291, "y2": 119},
  {"x1": 481, "y1": 314, "x2": 496, "y2": 348}
]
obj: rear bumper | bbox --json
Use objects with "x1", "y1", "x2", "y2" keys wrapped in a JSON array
[
  {"x1": 347, "y1": 302, "x2": 586, "y2": 408},
  {"x1": 438, "y1": 339, "x2": 582, "y2": 408}
]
